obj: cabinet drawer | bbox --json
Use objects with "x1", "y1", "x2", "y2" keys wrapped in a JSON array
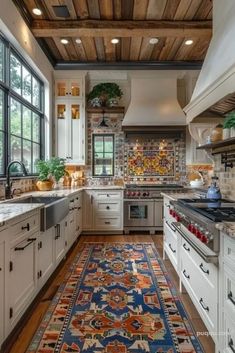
[
  {"x1": 9, "y1": 213, "x2": 40, "y2": 243},
  {"x1": 94, "y1": 216, "x2": 121, "y2": 230},
  {"x1": 163, "y1": 222, "x2": 178, "y2": 269},
  {"x1": 95, "y1": 201, "x2": 121, "y2": 213},
  {"x1": 223, "y1": 233, "x2": 235, "y2": 267},
  {"x1": 181, "y1": 237, "x2": 217, "y2": 288},
  {"x1": 224, "y1": 265, "x2": 235, "y2": 321},
  {"x1": 223, "y1": 314, "x2": 235, "y2": 353},
  {"x1": 181, "y1": 250, "x2": 217, "y2": 332},
  {"x1": 94, "y1": 191, "x2": 122, "y2": 199}
]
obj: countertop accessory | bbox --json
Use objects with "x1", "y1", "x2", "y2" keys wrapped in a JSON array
[{"x1": 206, "y1": 176, "x2": 222, "y2": 200}]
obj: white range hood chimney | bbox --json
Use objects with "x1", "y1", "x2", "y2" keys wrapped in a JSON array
[
  {"x1": 184, "y1": 0, "x2": 235, "y2": 122},
  {"x1": 122, "y1": 76, "x2": 186, "y2": 127}
]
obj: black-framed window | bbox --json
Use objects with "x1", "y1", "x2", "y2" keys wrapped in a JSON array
[
  {"x1": 92, "y1": 134, "x2": 114, "y2": 177},
  {"x1": 0, "y1": 33, "x2": 44, "y2": 176}
]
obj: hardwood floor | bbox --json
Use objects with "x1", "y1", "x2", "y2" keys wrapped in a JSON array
[{"x1": 7, "y1": 234, "x2": 215, "y2": 353}]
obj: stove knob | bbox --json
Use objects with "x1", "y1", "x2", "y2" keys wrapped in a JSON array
[
  {"x1": 136, "y1": 191, "x2": 141, "y2": 197},
  {"x1": 201, "y1": 235, "x2": 208, "y2": 243},
  {"x1": 146, "y1": 192, "x2": 150, "y2": 197},
  {"x1": 169, "y1": 209, "x2": 173, "y2": 216},
  {"x1": 131, "y1": 192, "x2": 136, "y2": 197},
  {"x1": 175, "y1": 215, "x2": 181, "y2": 222},
  {"x1": 188, "y1": 224, "x2": 192, "y2": 232},
  {"x1": 126, "y1": 191, "x2": 131, "y2": 197},
  {"x1": 196, "y1": 229, "x2": 202, "y2": 239},
  {"x1": 143, "y1": 192, "x2": 147, "y2": 197}
]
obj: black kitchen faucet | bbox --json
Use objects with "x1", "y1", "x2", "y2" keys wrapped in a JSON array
[{"x1": 5, "y1": 161, "x2": 28, "y2": 199}]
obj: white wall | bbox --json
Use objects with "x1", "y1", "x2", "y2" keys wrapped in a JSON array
[{"x1": 0, "y1": 0, "x2": 54, "y2": 158}]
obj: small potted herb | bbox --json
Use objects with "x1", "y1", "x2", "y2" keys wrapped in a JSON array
[
  {"x1": 48, "y1": 157, "x2": 67, "y2": 189},
  {"x1": 35, "y1": 160, "x2": 53, "y2": 191},
  {"x1": 87, "y1": 82, "x2": 123, "y2": 107},
  {"x1": 223, "y1": 111, "x2": 235, "y2": 139}
]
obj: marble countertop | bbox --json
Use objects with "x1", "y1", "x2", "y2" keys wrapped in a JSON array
[
  {"x1": 215, "y1": 222, "x2": 235, "y2": 239},
  {"x1": 0, "y1": 203, "x2": 43, "y2": 226},
  {"x1": 161, "y1": 191, "x2": 196, "y2": 201}
]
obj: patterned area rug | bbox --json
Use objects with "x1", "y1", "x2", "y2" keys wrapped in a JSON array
[{"x1": 27, "y1": 243, "x2": 204, "y2": 353}]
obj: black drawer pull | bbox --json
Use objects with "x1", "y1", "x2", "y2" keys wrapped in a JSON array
[
  {"x1": 21, "y1": 223, "x2": 30, "y2": 231},
  {"x1": 200, "y1": 263, "x2": 209, "y2": 275},
  {"x1": 106, "y1": 206, "x2": 110, "y2": 210},
  {"x1": 78, "y1": 206, "x2": 81, "y2": 210},
  {"x1": 169, "y1": 243, "x2": 176, "y2": 253},
  {"x1": 229, "y1": 339, "x2": 235, "y2": 353},
  {"x1": 199, "y1": 298, "x2": 209, "y2": 311},
  {"x1": 165, "y1": 220, "x2": 176, "y2": 232},
  {"x1": 183, "y1": 243, "x2": 190, "y2": 252},
  {"x1": 105, "y1": 221, "x2": 110, "y2": 224},
  {"x1": 183, "y1": 269, "x2": 190, "y2": 279},
  {"x1": 228, "y1": 291, "x2": 235, "y2": 306},
  {"x1": 15, "y1": 237, "x2": 36, "y2": 251}
]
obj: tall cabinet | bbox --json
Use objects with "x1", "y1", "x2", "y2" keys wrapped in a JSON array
[{"x1": 55, "y1": 74, "x2": 86, "y2": 165}]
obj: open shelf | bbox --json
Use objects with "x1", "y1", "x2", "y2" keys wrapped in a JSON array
[
  {"x1": 196, "y1": 137, "x2": 235, "y2": 150},
  {"x1": 86, "y1": 106, "x2": 125, "y2": 114}
]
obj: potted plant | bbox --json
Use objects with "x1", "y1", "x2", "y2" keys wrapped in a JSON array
[
  {"x1": 223, "y1": 111, "x2": 235, "y2": 138},
  {"x1": 87, "y1": 82, "x2": 123, "y2": 107},
  {"x1": 35, "y1": 159, "x2": 53, "y2": 191},
  {"x1": 48, "y1": 157, "x2": 67, "y2": 188}
]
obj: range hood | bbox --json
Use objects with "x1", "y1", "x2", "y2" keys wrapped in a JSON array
[
  {"x1": 122, "y1": 76, "x2": 186, "y2": 129},
  {"x1": 184, "y1": 0, "x2": 235, "y2": 122}
]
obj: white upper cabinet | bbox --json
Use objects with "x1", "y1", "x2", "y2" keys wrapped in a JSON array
[{"x1": 55, "y1": 74, "x2": 86, "y2": 165}]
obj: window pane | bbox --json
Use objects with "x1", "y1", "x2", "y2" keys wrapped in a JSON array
[
  {"x1": 23, "y1": 139, "x2": 31, "y2": 173},
  {"x1": 0, "y1": 89, "x2": 3, "y2": 130},
  {"x1": 0, "y1": 131, "x2": 4, "y2": 174},
  {"x1": 22, "y1": 66, "x2": 32, "y2": 103},
  {"x1": 10, "y1": 98, "x2": 21, "y2": 136},
  {"x1": 32, "y1": 143, "x2": 40, "y2": 173},
  {"x1": 11, "y1": 135, "x2": 22, "y2": 162},
  {"x1": 32, "y1": 77, "x2": 40, "y2": 109},
  {"x1": 10, "y1": 53, "x2": 21, "y2": 95},
  {"x1": 0, "y1": 40, "x2": 4, "y2": 82},
  {"x1": 93, "y1": 134, "x2": 114, "y2": 176},
  {"x1": 104, "y1": 136, "x2": 114, "y2": 152},
  {"x1": 32, "y1": 113, "x2": 40, "y2": 142},
  {"x1": 23, "y1": 107, "x2": 31, "y2": 140}
]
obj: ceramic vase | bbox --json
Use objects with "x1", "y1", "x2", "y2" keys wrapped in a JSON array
[
  {"x1": 223, "y1": 128, "x2": 230, "y2": 140},
  {"x1": 230, "y1": 127, "x2": 235, "y2": 138}
]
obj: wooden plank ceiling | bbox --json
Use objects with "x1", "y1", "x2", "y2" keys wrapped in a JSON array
[{"x1": 15, "y1": 0, "x2": 213, "y2": 66}]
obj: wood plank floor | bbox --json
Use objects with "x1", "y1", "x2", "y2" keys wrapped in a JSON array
[{"x1": 7, "y1": 234, "x2": 215, "y2": 353}]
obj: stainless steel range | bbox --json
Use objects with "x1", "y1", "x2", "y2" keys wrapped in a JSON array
[
  {"x1": 170, "y1": 198, "x2": 235, "y2": 263},
  {"x1": 124, "y1": 184, "x2": 183, "y2": 234}
]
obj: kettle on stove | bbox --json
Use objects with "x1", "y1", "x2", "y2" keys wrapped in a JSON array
[{"x1": 207, "y1": 176, "x2": 222, "y2": 200}]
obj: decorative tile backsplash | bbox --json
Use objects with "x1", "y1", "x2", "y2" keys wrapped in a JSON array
[{"x1": 213, "y1": 154, "x2": 235, "y2": 200}]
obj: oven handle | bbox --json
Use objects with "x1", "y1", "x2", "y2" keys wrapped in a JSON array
[
  {"x1": 165, "y1": 220, "x2": 176, "y2": 233},
  {"x1": 172, "y1": 222, "x2": 218, "y2": 264}
]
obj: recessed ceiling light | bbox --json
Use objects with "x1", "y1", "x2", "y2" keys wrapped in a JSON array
[
  {"x1": 75, "y1": 38, "x2": 82, "y2": 44},
  {"x1": 111, "y1": 38, "x2": 119, "y2": 44},
  {"x1": 149, "y1": 38, "x2": 159, "y2": 45},
  {"x1": 32, "y1": 8, "x2": 42, "y2": 16},
  {"x1": 60, "y1": 38, "x2": 69, "y2": 45},
  {"x1": 185, "y1": 39, "x2": 194, "y2": 46}
]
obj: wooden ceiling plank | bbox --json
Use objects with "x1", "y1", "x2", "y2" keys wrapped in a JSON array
[
  {"x1": 129, "y1": 37, "x2": 142, "y2": 61},
  {"x1": 121, "y1": 0, "x2": 134, "y2": 19},
  {"x1": 99, "y1": 0, "x2": 113, "y2": 19},
  {"x1": 146, "y1": 0, "x2": 167, "y2": 20},
  {"x1": 174, "y1": 37, "x2": 198, "y2": 60},
  {"x1": 115, "y1": 40, "x2": 121, "y2": 61},
  {"x1": 158, "y1": 37, "x2": 175, "y2": 60},
  {"x1": 163, "y1": 0, "x2": 181, "y2": 20},
  {"x1": 59, "y1": 0, "x2": 77, "y2": 19},
  {"x1": 94, "y1": 37, "x2": 106, "y2": 61},
  {"x1": 113, "y1": 0, "x2": 122, "y2": 19},
  {"x1": 44, "y1": 37, "x2": 62, "y2": 60},
  {"x1": 81, "y1": 37, "x2": 97, "y2": 60},
  {"x1": 166, "y1": 37, "x2": 184, "y2": 60},
  {"x1": 41, "y1": 0, "x2": 61, "y2": 19},
  {"x1": 188, "y1": 38, "x2": 210, "y2": 60},
  {"x1": 194, "y1": 0, "x2": 212, "y2": 20},
  {"x1": 72, "y1": 38, "x2": 87, "y2": 60},
  {"x1": 72, "y1": 0, "x2": 89, "y2": 19},
  {"x1": 133, "y1": 0, "x2": 149, "y2": 20},
  {"x1": 174, "y1": 0, "x2": 192, "y2": 20},
  {"x1": 53, "y1": 37, "x2": 70, "y2": 60},
  {"x1": 139, "y1": 37, "x2": 154, "y2": 60},
  {"x1": 150, "y1": 37, "x2": 166, "y2": 60},
  {"x1": 121, "y1": 38, "x2": 131, "y2": 61},
  {"x1": 207, "y1": 8, "x2": 212, "y2": 19},
  {"x1": 87, "y1": 0, "x2": 100, "y2": 19},
  {"x1": 32, "y1": 19, "x2": 212, "y2": 38},
  {"x1": 65, "y1": 39, "x2": 79, "y2": 60},
  {"x1": 184, "y1": 0, "x2": 203, "y2": 19},
  {"x1": 103, "y1": 37, "x2": 116, "y2": 61}
]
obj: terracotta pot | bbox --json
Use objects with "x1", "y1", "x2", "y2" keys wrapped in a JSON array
[{"x1": 36, "y1": 180, "x2": 53, "y2": 191}]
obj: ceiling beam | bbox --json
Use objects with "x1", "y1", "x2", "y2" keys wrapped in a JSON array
[{"x1": 31, "y1": 19, "x2": 212, "y2": 38}]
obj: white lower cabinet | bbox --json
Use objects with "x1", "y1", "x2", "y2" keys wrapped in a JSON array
[
  {"x1": 83, "y1": 189, "x2": 123, "y2": 232},
  {"x1": 163, "y1": 221, "x2": 179, "y2": 272},
  {"x1": 54, "y1": 221, "x2": 66, "y2": 266},
  {"x1": 6, "y1": 230, "x2": 38, "y2": 333},
  {"x1": 0, "y1": 240, "x2": 5, "y2": 347},
  {"x1": 37, "y1": 228, "x2": 54, "y2": 287}
]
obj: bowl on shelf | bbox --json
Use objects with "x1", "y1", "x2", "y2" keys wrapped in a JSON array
[{"x1": 190, "y1": 179, "x2": 204, "y2": 188}]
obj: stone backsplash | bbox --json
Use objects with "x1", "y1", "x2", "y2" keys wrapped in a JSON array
[
  {"x1": 213, "y1": 154, "x2": 235, "y2": 200},
  {"x1": 0, "y1": 178, "x2": 35, "y2": 198}
]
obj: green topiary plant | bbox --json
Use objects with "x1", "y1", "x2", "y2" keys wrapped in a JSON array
[
  {"x1": 223, "y1": 111, "x2": 235, "y2": 128},
  {"x1": 36, "y1": 159, "x2": 51, "y2": 181},
  {"x1": 87, "y1": 82, "x2": 123, "y2": 106},
  {"x1": 48, "y1": 157, "x2": 67, "y2": 183}
]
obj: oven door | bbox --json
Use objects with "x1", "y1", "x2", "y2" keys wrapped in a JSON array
[{"x1": 124, "y1": 200, "x2": 154, "y2": 227}]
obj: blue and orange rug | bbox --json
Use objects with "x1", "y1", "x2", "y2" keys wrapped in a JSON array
[{"x1": 27, "y1": 243, "x2": 204, "y2": 353}]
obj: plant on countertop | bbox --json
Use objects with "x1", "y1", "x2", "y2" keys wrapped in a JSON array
[
  {"x1": 87, "y1": 82, "x2": 123, "y2": 107},
  {"x1": 223, "y1": 111, "x2": 235, "y2": 128},
  {"x1": 36, "y1": 159, "x2": 51, "y2": 181},
  {"x1": 48, "y1": 157, "x2": 67, "y2": 183}
]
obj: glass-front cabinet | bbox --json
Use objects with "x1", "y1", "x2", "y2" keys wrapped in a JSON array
[{"x1": 55, "y1": 75, "x2": 86, "y2": 165}]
